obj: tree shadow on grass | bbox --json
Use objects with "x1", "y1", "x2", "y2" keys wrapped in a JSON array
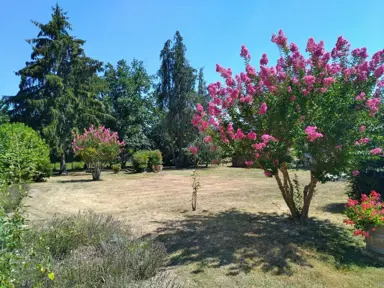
[
  {"x1": 149, "y1": 209, "x2": 383, "y2": 276},
  {"x1": 57, "y1": 179, "x2": 95, "y2": 183},
  {"x1": 322, "y1": 203, "x2": 346, "y2": 214}
]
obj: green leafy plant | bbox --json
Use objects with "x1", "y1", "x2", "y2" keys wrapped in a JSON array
[
  {"x1": 147, "y1": 150, "x2": 163, "y2": 168},
  {"x1": 344, "y1": 190, "x2": 384, "y2": 237},
  {"x1": 112, "y1": 163, "x2": 122, "y2": 174},
  {"x1": 0, "y1": 123, "x2": 51, "y2": 184},
  {"x1": 132, "y1": 150, "x2": 149, "y2": 172}
]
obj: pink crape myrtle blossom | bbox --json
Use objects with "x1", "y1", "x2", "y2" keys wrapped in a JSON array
[
  {"x1": 196, "y1": 103, "x2": 204, "y2": 113},
  {"x1": 259, "y1": 102, "x2": 268, "y2": 115},
  {"x1": 240, "y1": 45, "x2": 251, "y2": 60},
  {"x1": 323, "y1": 77, "x2": 335, "y2": 88},
  {"x1": 203, "y1": 135, "x2": 213, "y2": 143},
  {"x1": 264, "y1": 170, "x2": 273, "y2": 177},
  {"x1": 352, "y1": 170, "x2": 360, "y2": 177},
  {"x1": 253, "y1": 142, "x2": 266, "y2": 150},
  {"x1": 367, "y1": 98, "x2": 380, "y2": 116},
  {"x1": 191, "y1": 30, "x2": 384, "y2": 221},
  {"x1": 72, "y1": 125, "x2": 124, "y2": 180},
  {"x1": 189, "y1": 146, "x2": 198, "y2": 155},
  {"x1": 247, "y1": 131, "x2": 257, "y2": 140},
  {"x1": 261, "y1": 134, "x2": 277, "y2": 143},
  {"x1": 305, "y1": 126, "x2": 323, "y2": 142},
  {"x1": 245, "y1": 161, "x2": 253, "y2": 169},
  {"x1": 260, "y1": 53, "x2": 268, "y2": 65},
  {"x1": 370, "y1": 147, "x2": 382, "y2": 155},
  {"x1": 355, "y1": 92, "x2": 366, "y2": 101},
  {"x1": 358, "y1": 137, "x2": 370, "y2": 144}
]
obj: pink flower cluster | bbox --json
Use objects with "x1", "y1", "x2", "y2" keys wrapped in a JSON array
[
  {"x1": 240, "y1": 45, "x2": 251, "y2": 60},
  {"x1": 352, "y1": 170, "x2": 360, "y2": 177},
  {"x1": 271, "y1": 29, "x2": 287, "y2": 48},
  {"x1": 191, "y1": 30, "x2": 384, "y2": 178},
  {"x1": 305, "y1": 126, "x2": 323, "y2": 142},
  {"x1": 72, "y1": 125, "x2": 125, "y2": 153},
  {"x1": 189, "y1": 146, "x2": 198, "y2": 155},
  {"x1": 370, "y1": 147, "x2": 382, "y2": 155},
  {"x1": 244, "y1": 160, "x2": 253, "y2": 168},
  {"x1": 203, "y1": 135, "x2": 213, "y2": 143},
  {"x1": 367, "y1": 98, "x2": 380, "y2": 117}
]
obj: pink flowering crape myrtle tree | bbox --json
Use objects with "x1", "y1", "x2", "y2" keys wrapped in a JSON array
[
  {"x1": 193, "y1": 30, "x2": 384, "y2": 221},
  {"x1": 72, "y1": 125, "x2": 125, "y2": 180}
]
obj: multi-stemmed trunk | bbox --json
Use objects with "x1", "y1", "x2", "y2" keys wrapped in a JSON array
[
  {"x1": 92, "y1": 165, "x2": 101, "y2": 181},
  {"x1": 274, "y1": 164, "x2": 318, "y2": 222}
]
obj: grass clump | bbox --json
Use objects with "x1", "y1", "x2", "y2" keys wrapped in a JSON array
[{"x1": 17, "y1": 211, "x2": 170, "y2": 287}]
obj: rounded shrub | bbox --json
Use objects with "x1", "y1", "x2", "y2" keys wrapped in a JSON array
[
  {"x1": 112, "y1": 163, "x2": 122, "y2": 174},
  {"x1": 132, "y1": 150, "x2": 149, "y2": 172},
  {"x1": 0, "y1": 123, "x2": 51, "y2": 184},
  {"x1": 147, "y1": 150, "x2": 163, "y2": 169}
]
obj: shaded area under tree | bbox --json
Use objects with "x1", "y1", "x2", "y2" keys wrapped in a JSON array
[{"x1": 148, "y1": 210, "x2": 383, "y2": 276}]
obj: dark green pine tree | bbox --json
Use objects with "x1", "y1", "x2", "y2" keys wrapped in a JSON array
[
  {"x1": 197, "y1": 67, "x2": 210, "y2": 108},
  {"x1": 4, "y1": 4, "x2": 105, "y2": 174},
  {"x1": 156, "y1": 31, "x2": 197, "y2": 167}
]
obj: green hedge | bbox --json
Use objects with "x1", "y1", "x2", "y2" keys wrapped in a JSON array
[
  {"x1": 0, "y1": 123, "x2": 51, "y2": 184},
  {"x1": 132, "y1": 150, "x2": 162, "y2": 173},
  {"x1": 348, "y1": 156, "x2": 384, "y2": 200}
]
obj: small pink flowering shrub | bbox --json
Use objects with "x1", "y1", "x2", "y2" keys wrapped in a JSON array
[
  {"x1": 344, "y1": 191, "x2": 384, "y2": 237},
  {"x1": 72, "y1": 125, "x2": 124, "y2": 180},
  {"x1": 193, "y1": 30, "x2": 384, "y2": 221},
  {"x1": 188, "y1": 134, "x2": 223, "y2": 167}
]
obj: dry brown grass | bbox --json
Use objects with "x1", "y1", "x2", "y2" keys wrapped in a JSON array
[{"x1": 25, "y1": 167, "x2": 384, "y2": 288}]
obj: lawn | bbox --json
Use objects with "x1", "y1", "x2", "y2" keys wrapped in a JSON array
[{"x1": 25, "y1": 167, "x2": 384, "y2": 288}]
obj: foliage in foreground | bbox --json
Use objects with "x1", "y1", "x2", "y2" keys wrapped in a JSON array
[
  {"x1": 0, "y1": 123, "x2": 51, "y2": 184},
  {"x1": 193, "y1": 30, "x2": 384, "y2": 221},
  {"x1": 7, "y1": 211, "x2": 168, "y2": 287}
]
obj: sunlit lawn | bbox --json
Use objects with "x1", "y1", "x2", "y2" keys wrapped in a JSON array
[{"x1": 26, "y1": 167, "x2": 384, "y2": 287}]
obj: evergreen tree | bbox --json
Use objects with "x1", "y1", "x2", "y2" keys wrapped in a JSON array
[
  {"x1": 4, "y1": 4, "x2": 105, "y2": 174},
  {"x1": 197, "y1": 67, "x2": 210, "y2": 108},
  {"x1": 156, "y1": 31, "x2": 197, "y2": 167}
]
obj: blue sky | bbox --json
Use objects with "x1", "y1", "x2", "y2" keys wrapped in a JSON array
[{"x1": 1, "y1": 0, "x2": 384, "y2": 97}]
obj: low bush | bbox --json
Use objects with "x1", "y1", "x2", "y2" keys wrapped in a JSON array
[
  {"x1": 132, "y1": 151, "x2": 149, "y2": 172},
  {"x1": 16, "y1": 211, "x2": 167, "y2": 287},
  {"x1": 0, "y1": 184, "x2": 28, "y2": 213},
  {"x1": 147, "y1": 150, "x2": 163, "y2": 169},
  {"x1": 132, "y1": 150, "x2": 163, "y2": 172},
  {"x1": 0, "y1": 123, "x2": 51, "y2": 184},
  {"x1": 111, "y1": 163, "x2": 121, "y2": 174}
]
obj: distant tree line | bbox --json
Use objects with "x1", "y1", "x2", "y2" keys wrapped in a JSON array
[{"x1": 1, "y1": 4, "x2": 211, "y2": 172}]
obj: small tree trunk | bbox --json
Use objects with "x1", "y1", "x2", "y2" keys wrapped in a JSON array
[
  {"x1": 300, "y1": 171, "x2": 318, "y2": 221},
  {"x1": 59, "y1": 153, "x2": 67, "y2": 175},
  {"x1": 192, "y1": 190, "x2": 197, "y2": 211},
  {"x1": 92, "y1": 166, "x2": 101, "y2": 181},
  {"x1": 274, "y1": 165, "x2": 318, "y2": 222}
]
